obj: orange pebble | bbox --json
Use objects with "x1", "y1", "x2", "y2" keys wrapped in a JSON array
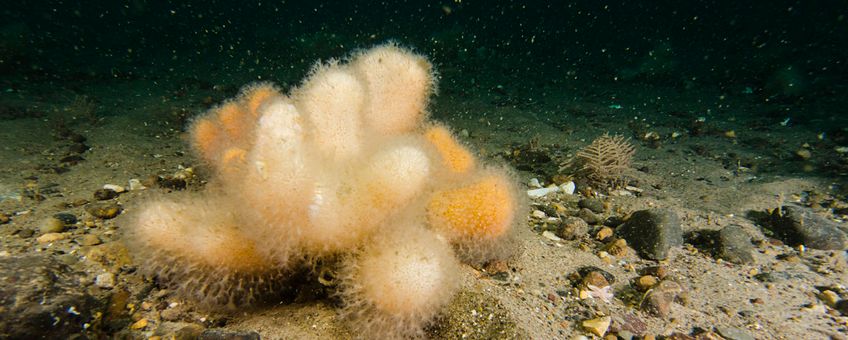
[
  {"x1": 424, "y1": 125, "x2": 475, "y2": 174},
  {"x1": 427, "y1": 174, "x2": 515, "y2": 240}
]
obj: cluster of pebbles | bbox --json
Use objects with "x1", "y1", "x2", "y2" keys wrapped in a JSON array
[{"x1": 522, "y1": 177, "x2": 848, "y2": 339}]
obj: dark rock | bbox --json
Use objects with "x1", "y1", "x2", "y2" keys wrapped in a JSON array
[
  {"x1": 577, "y1": 208, "x2": 602, "y2": 225},
  {"x1": 768, "y1": 204, "x2": 848, "y2": 250},
  {"x1": 578, "y1": 198, "x2": 606, "y2": 213},
  {"x1": 93, "y1": 188, "x2": 118, "y2": 201},
  {"x1": 617, "y1": 209, "x2": 683, "y2": 260},
  {"x1": 0, "y1": 254, "x2": 103, "y2": 338},
  {"x1": 199, "y1": 329, "x2": 261, "y2": 340},
  {"x1": 59, "y1": 155, "x2": 85, "y2": 164},
  {"x1": 836, "y1": 299, "x2": 848, "y2": 316},
  {"x1": 158, "y1": 176, "x2": 187, "y2": 190},
  {"x1": 68, "y1": 133, "x2": 87, "y2": 143},
  {"x1": 85, "y1": 202, "x2": 122, "y2": 219},
  {"x1": 603, "y1": 215, "x2": 625, "y2": 227},
  {"x1": 52, "y1": 212, "x2": 78, "y2": 225},
  {"x1": 68, "y1": 143, "x2": 89, "y2": 154},
  {"x1": 717, "y1": 225, "x2": 755, "y2": 264}
]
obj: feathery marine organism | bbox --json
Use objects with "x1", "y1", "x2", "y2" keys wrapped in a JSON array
[{"x1": 124, "y1": 43, "x2": 525, "y2": 339}]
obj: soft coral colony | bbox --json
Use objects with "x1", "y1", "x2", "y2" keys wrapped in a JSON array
[{"x1": 124, "y1": 44, "x2": 524, "y2": 338}]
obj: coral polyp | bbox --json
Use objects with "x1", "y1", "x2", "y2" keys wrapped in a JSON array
[{"x1": 124, "y1": 43, "x2": 523, "y2": 338}]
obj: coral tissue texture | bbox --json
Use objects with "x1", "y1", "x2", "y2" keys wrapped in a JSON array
[{"x1": 124, "y1": 44, "x2": 522, "y2": 339}]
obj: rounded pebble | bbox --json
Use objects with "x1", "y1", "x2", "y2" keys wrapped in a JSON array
[
  {"x1": 85, "y1": 202, "x2": 122, "y2": 219},
  {"x1": 40, "y1": 217, "x2": 67, "y2": 234},
  {"x1": 93, "y1": 188, "x2": 118, "y2": 201}
]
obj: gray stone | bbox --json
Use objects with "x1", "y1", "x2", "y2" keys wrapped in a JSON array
[
  {"x1": 558, "y1": 216, "x2": 589, "y2": 240},
  {"x1": 199, "y1": 329, "x2": 261, "y2": 340},
  {"x1": 0, "y1": 254, "x2": 103, "y2": 338},
  {"x1": 578, "y1": 198, "x2": 606, "y2": 213},
  {"x1": 718, "y1": 225, "x2": 755, "y2": 264},
  {"x1": 769, "y1": 204, "x2": 848, "y2": 250},
  {"x1": 617, "y1": 209, "x2": 683, "y2": 260},
  {"x1": 578, "y1": 208, "x2": 602, "y2": 225},
  {"x1": 715, "y1": 325, "x2": 755, "y2": 340}
]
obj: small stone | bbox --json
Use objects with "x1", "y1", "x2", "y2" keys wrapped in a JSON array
[
  {"x1": 717, "y1": 224, "x2": 756, "y2": 264},
  {"x1": 103, "y1": 184, "x2": 126, "y2": 193},
  {"x1": 582, "y1": 316, "x2": 611, "y2": 337},
  {"x1": 199, "y1": 329, "x2": 261, "y2": 340},
  {"x1": 769, "y1": 204, "x2": 848, "y2": 250},
  {"x1": 93, "y1": 188, "x2": 118, "y2": 201},
  {"x1": 596, "y1": 226, "x2": 614, "y2": 241},
  {"x1": 617, "y1": 209, "x2": 683, "y2": 260},
  {"x1": 604, "y1": 238, "x2": 628, "y2": 256},
  {"x1": 129, "y1": 318, "x2": 148, "y2": 330},
  {"x1": 578, "y1": 208, "x2": 602, "y2": 225},
  {"x1": 36, "y1": 232, "x2": 66, "y2": 243},
  {"x1": 0, "y1": 213, "x2": 10, "y2": 224},
  {"x1": 531, "y1": 210, "x2": 547, "y2": 219},
  {"x1": 558, "y1": 217, "x2": 589, "y2": 240},
  {"x1": 582, "y1": 270, "x2": 611, "y2": 288},
  {"x1": 561, "y1": 181, "x2": 576, "y2": 195},
  {"x1": 635, "y1": 275, "x2": 659, "y2": 291},
  {"x1": 128, "y1": 178, "x2": 147, "y2": 191},
  {"x1": 818, "y1": 290, "x2": 839, "y2": 307},
  {"x1": 714, "y1": 326, "x2": 755, "y2": 340},
  {"x1": 795, "y1": 149, "x2": 812, "y2": 160},
  {"x1": 52, "y1": 212, "x2": 77, "y2": 225},
  {"x1": 578, "y1": 198, "x2": 606, "y2": 213},
  {"x1": 85, "y1": 202, "x2": 122, "y2": 219},
  {"x1": 95, "y1": 272, "x2": 116, "y2": 289},
  {"x1": 542, "y1": 231, "x2": 562, "y2": 242},
  {"x1": 71, "y1": 198, "x2": 89, "y2": 207},
  {"x1": 642, "y1": 280, "x2": 686, "y2": 318},
  {"x1": 17, "y1": 229, "x2": 34, "y2": 238},
  {"x1": 528, "y1": 178, "x2": 542, "y2": 188},
  {"x1": 157, "y1": 176, "x2": 187, "y2": 190},
  {"x1": 836, "y1": 299, "x2": 848, "y2": 316},
  {"x1": 77, "y1": 234, "x2": 102, "y2": 246},
  {"x1": 40, "y1": 217, "x2": 67, "y2": 234},
  {"x1": 527, "y1": 186, "x2": 559, "y2": 198}
]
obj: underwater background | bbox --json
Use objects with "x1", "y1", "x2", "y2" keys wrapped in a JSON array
[{"x1": 1, "y1": 1, "x2": 848, "y2": 339}]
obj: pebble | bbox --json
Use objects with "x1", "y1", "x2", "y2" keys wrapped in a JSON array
[
  {"x1": 528, "y1": 178, "x2": 542, "y2": 188},
  {"x1": 77, "y1": 234, "x2": 102, "y2": 246},
  {"x1": 527, "y1": 186, "x2": 559, "y2": 198},
  {"x1": 93, "y1": 188, "x2": 118, "y2": 201},
  {"x1": 52, "y1": 212, "x2": 77, "y2": 225},
  {"x1": 578, "y1": 198, "x2": 606, "y2": 213},
  {"x1": 596, "y1": 226, "x2": 614, "y2": 241},
  {"x1": 85, "y1": 202, "x2": 122, "y2": 219},
  {"x1": 0, "y1": 213, "x2": 10, "y2": 224},
  {"x1": 95, "y1": 272, "x2": 116, "y2": 289},
  {"x1": 36, "y1": 232, "x2": 66, "y2": 243},
  {"x1": 129, "y1": 318, "x2": 148, "y2": 330},
  {"x1": 128, "y1": 178, "x2": 147, "y2": 191},
  {"x1": 558, "y1": 217, "x2": 589, "y2": 240},
  {"x1": 103, "y1": 184, "x2": 126, "y2": 193},
  {"x1": 561, "y1": 181, "x2": 576, "y2": 195},
  {"x1": 40, "y1": 217, "x2": 67, "y2": 234},
  {"x1": 582, "y1": 316, "x2": 611, "y2": 337},
  {"x1": 769, "y1": 204, "x2": 848, "y2": 250},
  {"x1": 582, "y1": 270, "x2": 610, "y2": 288},
  {"x1": 542, "y1": 231, "x2": 562, "y2": 242},
  {"x1": 714, "y1": 326, "x2": 755, "y2": 340},
  {"x1": 818, "y1": 290, "x2": 839, "y2": 307},
  {"x1": 642, "y1": 280, "x2": 686, "y2": 318},
  {"x1": 617, "y1": 209, "x2": 683, "y2": 260},
  {"x1": 578, "y1": 208, "x2": 602, "y2": 225},
  {"x1": 635, "y1": 275, "x2": 659, "y2": 291},
  {"x1": 717, "y1": 224, "x2": 756, "y2": 264},
  {"x1": 531, "y1": 210, "x2": 547, "y2": 219}
]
